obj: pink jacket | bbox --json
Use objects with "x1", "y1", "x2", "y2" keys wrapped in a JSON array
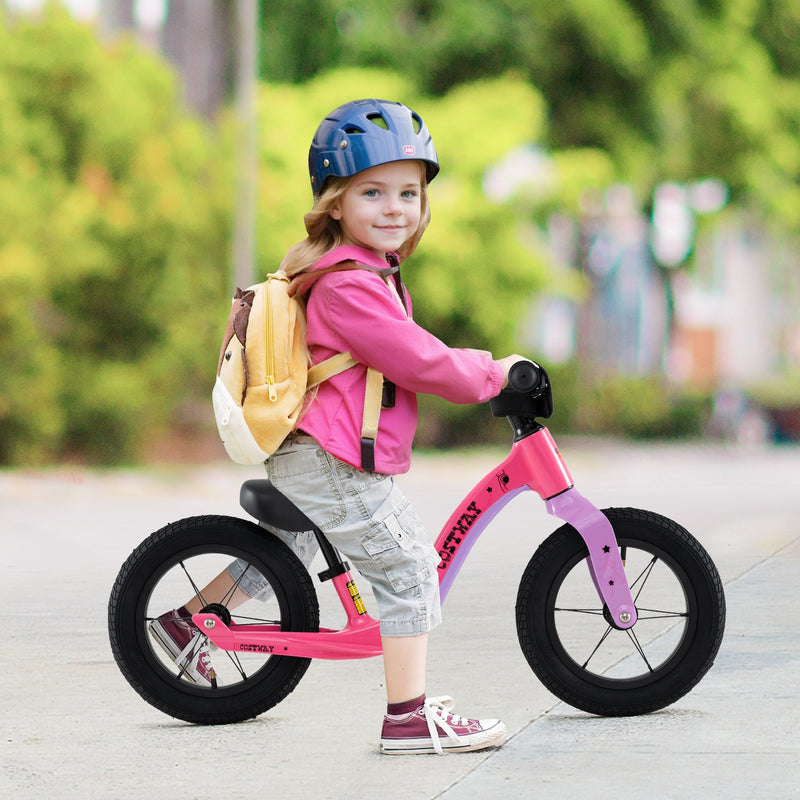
[{"x1": 297, "y1": 246, "x2": 504, "y2": 474}]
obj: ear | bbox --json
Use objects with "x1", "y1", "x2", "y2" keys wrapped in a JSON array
[{"x1": 330, "y1": 205, "x2": 343, "y2": 221}]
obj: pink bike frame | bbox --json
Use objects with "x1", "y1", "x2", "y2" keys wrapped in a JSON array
[{"x1": 194, "y1": 427, "x2": 637, "y2": 659}]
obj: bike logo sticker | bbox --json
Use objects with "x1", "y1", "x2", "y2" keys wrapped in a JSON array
[
  {"x1": 438, "y1": 501, "x2": 482, "y2": 569},
  {"x1": 239, "y1": 643, "x2": 274, "y2": 653},
  {"x1": 483, "y1": 470, "x2": 511, "y2": 495}
]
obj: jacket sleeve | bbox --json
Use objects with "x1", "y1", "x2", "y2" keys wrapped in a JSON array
[{"x1": 309, "y1": 270, "x2": 504, "y2": 404}]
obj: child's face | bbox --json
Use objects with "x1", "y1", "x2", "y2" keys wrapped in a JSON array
[{"x1": 331, "y1": 161, "x2": 423, "y2": 255}]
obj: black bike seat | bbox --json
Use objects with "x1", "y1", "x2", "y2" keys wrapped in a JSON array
[{"x1": 239, "y1": 479, "x2": 318, "y2": 532}]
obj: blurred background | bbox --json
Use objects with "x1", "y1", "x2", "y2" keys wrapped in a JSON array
[{"x1": 2, "y1": 0, "x2": 799, "y2": 466}]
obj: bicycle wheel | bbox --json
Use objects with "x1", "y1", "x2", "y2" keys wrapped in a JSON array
[
  {"x1": 108, "y1": 515, "x2": 319, "y2": 724},
  {"x1": 516, "y1": 507, "x2": 725, "y2": 716}
]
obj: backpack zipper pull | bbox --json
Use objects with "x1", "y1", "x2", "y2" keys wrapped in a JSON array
[{"x1": 265, "y1": 278, "x2": 278, "y2": 402}]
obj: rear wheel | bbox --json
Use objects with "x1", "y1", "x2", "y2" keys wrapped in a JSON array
[
  {"x1": 108, "y1": 515, "x2": 319, "y2": 724},
  {"x1": 516, "y1": 507, "x2": 725, "y2": 716}
]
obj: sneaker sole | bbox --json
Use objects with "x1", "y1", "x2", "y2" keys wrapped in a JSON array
[
  {"x1": 148, "y1": 620, "x2": 212, "y2": 687},
  {"x1": 379, "y1": 721, "x2": 507, "y2": 755}
]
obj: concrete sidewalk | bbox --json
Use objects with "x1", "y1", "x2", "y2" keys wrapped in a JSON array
[
  {"x1": 439, "y1": 536, "x2": 800, "y2": 799},
  {"x1": 1, "y1": 440, "x2": 799, "y2": 798}
]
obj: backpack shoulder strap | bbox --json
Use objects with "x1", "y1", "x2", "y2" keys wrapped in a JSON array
[
  {"x1": 360, "y1": 367, "x2": 384, "y2": 471},
  {"x1": 300, "y1": 248, "x2": 392, "y2": 472},
  {"x1": 306, "y1": 351, "x2": 358, "y2": 388},
  {"x1": 306, "y1": 351, "x2": 384, "y2": 472},
  {"x1": 313, "y1": 245, "x2": 396, "y2": 273}
]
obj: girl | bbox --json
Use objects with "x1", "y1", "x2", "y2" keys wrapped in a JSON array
[{"x1": 151, "y1": 99, "x2": 523, "y2": 755}]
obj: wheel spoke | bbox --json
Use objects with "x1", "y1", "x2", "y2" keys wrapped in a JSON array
[
  {"x1": 225, "y1": 563, "x2": 257, "y2": 606},
  {"x1": 625, "y1": 626, "x2": 654, "y2": 672},
  {"x1": 580, "y1": 624, "x2": 614, "y2": 670},
  {"x1": 635, "y1": 607, "x2": 688, "y2": 620},
  {"x1": 554, "y1": 606, "x2": 605, "y2": 615},
  {"x1": 218, "y1": 646, "x2": 249, "y2": 680},
  {"x1": 627, "y1": 555, "x2": 658, "y2": 604},
  {"x1": 231, "y1": 613, "x2": 282, "y2": 624},
  {"x1": 178, "y1": 559, "x2": 206, "y2": 606}
]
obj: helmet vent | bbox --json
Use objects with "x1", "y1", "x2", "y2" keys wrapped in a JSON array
[
  {"x1": 309, "y1": 100, "x2": 439, "y2": 193},
  {"x1": 366, "y1": 113, "x2": 390, "y2": 131}
]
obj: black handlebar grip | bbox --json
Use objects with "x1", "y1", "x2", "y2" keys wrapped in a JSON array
[{"x1": 507, "y1": 360, "x2": 541, "y2": 393}]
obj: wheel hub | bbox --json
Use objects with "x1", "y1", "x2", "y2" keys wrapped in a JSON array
[
  {"x1": 199, "y1": 602, "x2": 232, "y2": 626},
  {"x1": 603, "y1": 604, "x2": 637, "y2": 630}
]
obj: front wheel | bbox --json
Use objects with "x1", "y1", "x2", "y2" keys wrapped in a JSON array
[
  {"x1": 516, "y1": 507, "x2": 725, "y2": 716},
  {"x1": 108, "y1": 515, "x2": 319, "y2": 724}
]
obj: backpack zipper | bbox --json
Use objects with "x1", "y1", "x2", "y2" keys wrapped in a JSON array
[{"x1": 265, "y1": 279, "x2": 277, "y2": 401}]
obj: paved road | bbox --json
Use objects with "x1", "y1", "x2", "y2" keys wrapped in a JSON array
[{"x1": 2, "y1": 439, "x2": 798, "y2": 798}]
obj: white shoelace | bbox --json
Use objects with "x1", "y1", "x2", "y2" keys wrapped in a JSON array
[
  {"x1": 175, "y1": 631, "x2": 212, "y2": 678},
  {"x1": 422, "y1": 696, "x2": 472, "y2": 755}
]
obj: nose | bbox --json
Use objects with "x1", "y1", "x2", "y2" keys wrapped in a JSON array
[{"x1": 382, "y1": 193, "x2": 402, "y2": 215}]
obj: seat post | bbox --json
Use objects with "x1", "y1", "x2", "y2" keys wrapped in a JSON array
[{"x1": 314, "y1": 528, "x2": 350, "y2": 582}]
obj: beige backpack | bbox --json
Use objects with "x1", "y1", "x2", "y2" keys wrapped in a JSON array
[{"x1": 212, "y1": 272, "x2": 383, "y2": 466}]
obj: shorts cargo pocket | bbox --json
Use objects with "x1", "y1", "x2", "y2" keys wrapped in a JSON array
[
  {"x1": 267, "y1": 445, "x2": 348, "y2": 530},
  {"x1": 356, "y1": 497, "x2": 437, "y2": 593}
]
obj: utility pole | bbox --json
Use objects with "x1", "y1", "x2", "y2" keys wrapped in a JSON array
[
  {"x1": 99, "y1": 0, "x2": 256, "y2": 288},
  {"x1": 161, "y1": 0, "x2": 231, "y2": 120},
  {"x1": 232, "y1": 0, "x2": 258, "y2": 290}
]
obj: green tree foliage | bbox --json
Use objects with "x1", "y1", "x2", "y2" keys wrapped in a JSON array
[
  {"x1": 260, "y1": 0, "x2": 800, "y2": 232},
  {"x1": 7, "y1": 2, "x2": 800, "y2": 462},
  {"x1": 646, "y1": 0, "x2": 800, "y2": 229},
  {"x1": 0, "y1": 7, "x2": 232, "y2": 464},
  {"x1": 0, "y1": 8, "x2": 560, "y2": 464}
]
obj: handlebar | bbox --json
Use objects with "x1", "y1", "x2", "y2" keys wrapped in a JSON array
[
  {"x1": 489, "y1": 358, "x2": 554, "y2": 435},
  {"x1": 506, "y1": 360, "x2": 544, "y2": 393}
]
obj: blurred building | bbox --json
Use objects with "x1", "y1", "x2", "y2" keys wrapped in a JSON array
[
  {"x1": 669, "y1": 222, "x2": 800, "y2": 389},
  {"x1": 526, "y1": 181, "x2": 799, "y2": 394}
]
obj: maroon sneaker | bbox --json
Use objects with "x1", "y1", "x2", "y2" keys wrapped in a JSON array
[
  {"x1": 148, "y1": 609, "x2": 216, "y2": 686},
  {"x1": 380, "y1": 696, "x2": 506, "y2": 755}
]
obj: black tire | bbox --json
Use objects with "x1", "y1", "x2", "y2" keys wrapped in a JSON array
[
  {"x1": 108, "y1": 515, "x2": 319, "y2": 725},
  {"x1": 516, "y1": 507, "x2": 725, "y2": 716}
]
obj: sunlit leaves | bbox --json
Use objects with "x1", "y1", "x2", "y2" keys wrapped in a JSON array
[{"x1": 0, "y1": 6, "x2": 232, "y2": 463}]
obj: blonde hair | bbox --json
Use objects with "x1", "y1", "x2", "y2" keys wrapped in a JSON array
[{"x1": 281, "y1": 162, "x2": 431, "y2": 294}]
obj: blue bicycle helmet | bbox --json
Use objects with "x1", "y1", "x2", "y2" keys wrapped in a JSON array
[{"x1": 309, "y1": 99, "x2": 439, "y2": 195}]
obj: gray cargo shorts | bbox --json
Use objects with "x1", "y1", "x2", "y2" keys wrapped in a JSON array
[{"x1": 229, "y1": 436, "x2": 441, "y2": 637}]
